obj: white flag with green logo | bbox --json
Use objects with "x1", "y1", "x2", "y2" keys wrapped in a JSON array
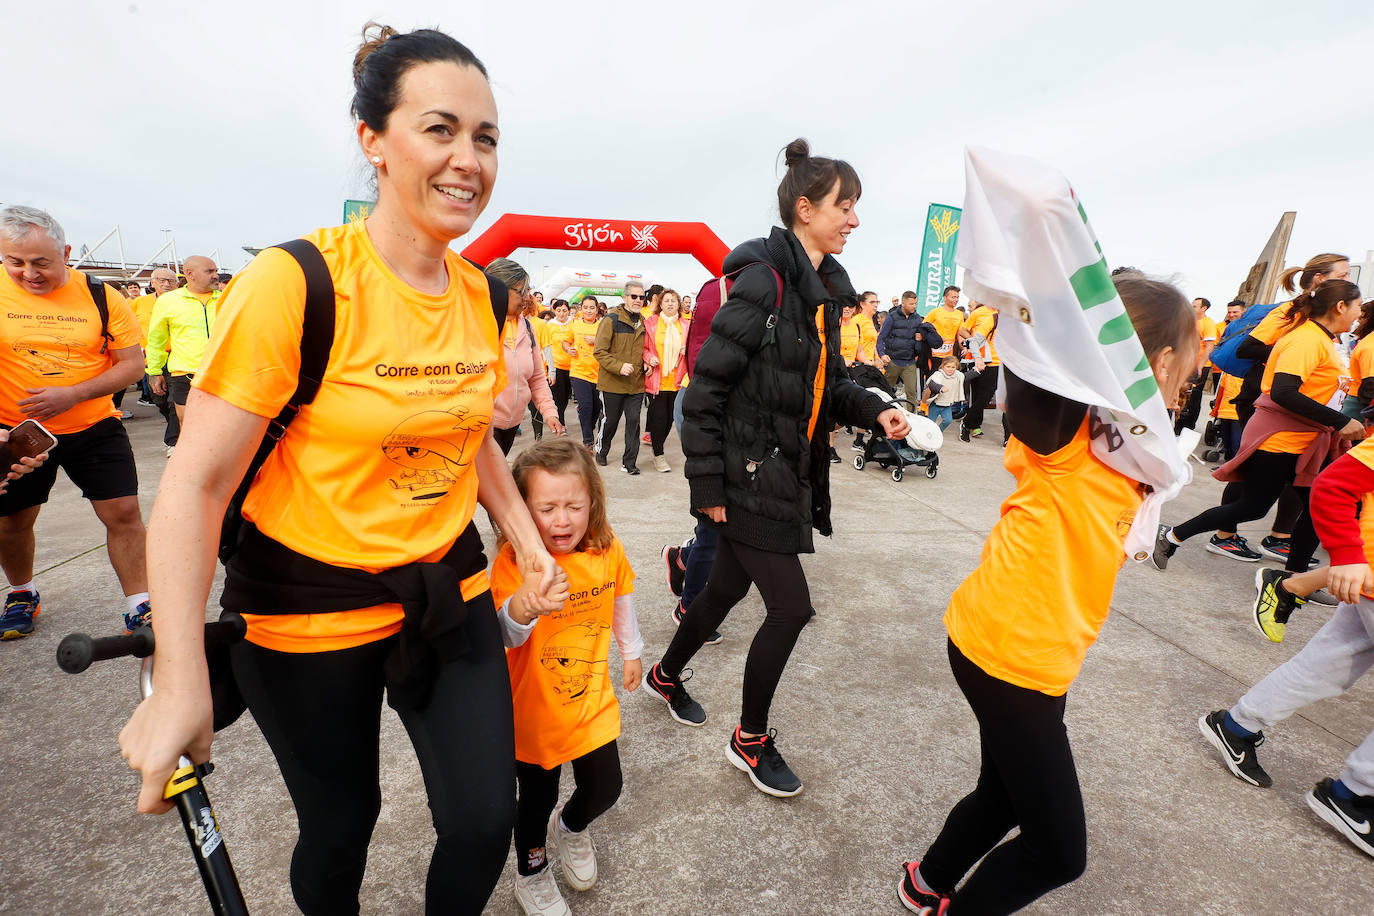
[{"x1": 956, "y1": 146, "x2": 1192, "y2": 562}]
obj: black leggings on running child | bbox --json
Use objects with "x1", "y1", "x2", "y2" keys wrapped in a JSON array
[
  {"x1": 659, "y1": 533, "x2": 812, "y2": 734},
  {"x1": 1169, "y1": 449, "x2": 1317, "y2": 573},
  {"x1": 919, "y1": 640, "x2": 1086, "y2": 915},
  {"x1": 514, "y1": 740, "x2": 623, "y2": 876},
  {"x1": 230, "y1": 596, "x2": 516, "y2": 916}
]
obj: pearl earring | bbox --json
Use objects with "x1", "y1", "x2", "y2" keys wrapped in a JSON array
[{"x1": 371, "y1": 156, "x2": 382, "y2": 165}]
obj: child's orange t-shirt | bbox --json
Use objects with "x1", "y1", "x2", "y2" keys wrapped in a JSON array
[{"x1": 494, "y1": 538, "x2": 636, "y2": 769}]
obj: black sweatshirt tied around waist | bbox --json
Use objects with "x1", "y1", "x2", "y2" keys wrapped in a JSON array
[{"x1": 220, "y1": 522, "x2": 488, "y2": 712}]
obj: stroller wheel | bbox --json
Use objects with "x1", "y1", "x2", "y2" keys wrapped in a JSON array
[
  {"x1": 853, "y1": 455, "x2": 865, "y2": 470},
  {"x1": 891, "y1": 466, "x2": 904, "y2": 482},
  {"x1": 926, "y1": 463, "x2": 938, "y2": 479}
]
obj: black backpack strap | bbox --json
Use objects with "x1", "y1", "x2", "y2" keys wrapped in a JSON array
[
  {"x1": 219, "y1": 240, "x2": 335, "y2": 564},
  {"x1": 85, "y1": 274, "x2": 114, "y2": 355}
]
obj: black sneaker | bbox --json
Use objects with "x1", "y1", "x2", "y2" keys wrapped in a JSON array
[
  {"x1": 1206, "y1": 534, "x2": 1262, "y2": 562},
  {"x1": 643, "y1": 663, "x2": 706, "y2": 726},
  {"x1": 1306, "y1": 778, "x2": 1374, "y2": 857},
  {"x1": 1307, "y1": 588, "x2": 1340, "y2": 607},
  {"x1": 727, "y1": 727, "x2": 802, "y2": 797},
  {"x1": 958, "y1": 425, "x2": 970, "y2": 443},
  {"x1": 662, "y1": 545, "x2": 685, "y2": 596},
  {"x1": 851, "y1": 435, "x2": 866, "y2": 451},
  {"x1": 1151, "y1": 524, "x2": 1178, "y2": 571},
  {"x1": 1198, "y1": 710, "x2": 1272, "y2": 788},
  {"x1": 621, "y1": 465, "x2": 641, "y2": 476},
  {"x1": 1258, "y1": 535, "x2": 1321, "y2": 569},
  {"x1": 898, "y1": 862, "x2": 949, "y2": 915},
  {"x1": 672, "y1": 601, "x2": 722, "y2": 645},
  {"x1": 594, "y1": 453, "x2": 608, "y2": 467},
  {"x1": 827, "y1": 447, "x2": 841, "y2": 464}
]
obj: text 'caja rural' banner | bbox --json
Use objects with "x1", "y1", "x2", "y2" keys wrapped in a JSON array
[{"x1": 917, "y1": 203, "x2": 961, "y2": 315}]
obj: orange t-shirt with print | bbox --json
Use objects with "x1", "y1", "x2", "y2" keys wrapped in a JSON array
[
  {"x1": 928, "y1": 306, "x2": 964, "y2": 357},
  {"x1": 570, "y1": 316, "x2": 601, "y2": 382},
  {"x1": 1259, "y1": 320, "x2": 1342, "y2": 455},
  {"x1": 495, "y1": 538, "x2": 636, "y2": 769},
  {"x1": 549, "y1": 319, "x2": 575, "y2": 371},
  {"x1": 195, "y1": 221, "x2": 504, "y2": 652},
  {"x1": 944, "y1": 417, "x2": 1144, "y2": 695},
  {"x1": 0, "y1": 268, "x2": 140, "y2": 434}
]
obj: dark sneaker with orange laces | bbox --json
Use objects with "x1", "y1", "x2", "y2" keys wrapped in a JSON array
[
  {"x1": 662, "y1": 544, "x2": 685, "y2": 596},
  {"x1": 898, "y1": 862, "x2": 950, "y2": 915},
  {"x1": 727, "y1": 726, "x2": 802, "y2": 797}
]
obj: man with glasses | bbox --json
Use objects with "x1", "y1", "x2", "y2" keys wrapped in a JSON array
[{"x1": 593, "y1": 281, "x2": 647, "y2": 474}]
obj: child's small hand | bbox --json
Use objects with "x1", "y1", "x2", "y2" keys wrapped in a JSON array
[
  {"x1": 1327, "y1": 564, "x2": 1372, "y2": 605},
  {"x1": 622, "y1": 658, "x2": 642, "y2": 692}
]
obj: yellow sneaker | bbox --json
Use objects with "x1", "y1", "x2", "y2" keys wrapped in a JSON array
[{"x1": 1252, "y1": 568, "x2": 1303, "y2": 643}]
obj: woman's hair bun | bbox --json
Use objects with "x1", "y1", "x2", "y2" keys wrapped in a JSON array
[
  {"x1": 353, "y1": 21, "x2": 400, "y2": 86},
  {"x1": 783, "y1": 138, "x2": 811, "y2": 170}
]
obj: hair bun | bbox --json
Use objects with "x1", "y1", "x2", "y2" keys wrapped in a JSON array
[
  {"x1": 353, "y1": 21, "x2": 399, "y2": 86},
  {"x1": 783, "y1": 138, "x2": 811, "y2": 170}
]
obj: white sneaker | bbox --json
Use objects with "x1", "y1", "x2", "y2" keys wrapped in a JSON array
[
  {"x1": 548, "y1": 806, "x2": 597, "y2": 891},
  {"x1": 164, "y1": 445, "x2": 176, "y2": 458},
  {"x1": 653, "y1": 454, "x2": 671, "y2": 473},
  {"x1": 513, "y1": 867, "x2": 570, "y2": 916}
]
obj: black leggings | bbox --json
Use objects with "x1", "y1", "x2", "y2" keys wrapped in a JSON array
[
  {"x1": 1171, "y1": 449, "x2": 1317, "y2": 573},
  {"x1": 552, "y1": 367, "x2": 572, "y2": 426},
  {"x1": 230, "y1": 598, "x2": 516, "y2": 916},
  {"x1": 961, "y1": 364, "x2": 1000, "y2": 436},
  {"x1": 646, "y1": 390, "x2": 678, "y2": 455},
  {"x1": 921, "y1": 641, "x2": 1086, "y2": 914},
  {"x1": 493, "y1": 425, "x2": 519, "y2": 455},
  {"x1": 514, "y1": 740, "x2": 622, "y2": 876},
  {"x1": 660, "y1": 534, "x2": 812, "y2": 734},
  {"x1": 570, "y1": 377, "x2": 601, "y2": 447}
]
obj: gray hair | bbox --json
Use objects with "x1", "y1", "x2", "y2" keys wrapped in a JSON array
[
  {"x1": 484, "y1": 257, "x2": 528, "y2": 292},
  {"x1": 623, "y1": 280, "x2": 644, "y2": 295},
  {"x1": 0, "y1": 205, "x2": 66, "y2": 249}
]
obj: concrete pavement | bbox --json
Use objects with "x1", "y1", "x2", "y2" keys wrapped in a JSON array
[{"x1": 2, "y1": 400, "x2": 1372, "y2": 915}]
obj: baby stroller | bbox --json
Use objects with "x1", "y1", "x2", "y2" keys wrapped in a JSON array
[{"x1": 847, "y1": 363, "x2": 940, "y2": 482}]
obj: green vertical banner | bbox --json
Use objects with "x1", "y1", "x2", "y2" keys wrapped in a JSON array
[
  {"x1": 917, "y1": 203, "x2": 961, "y2": 315},
  {"x1": 343, "y1": 199, "x2": 374, "y2": 223}
]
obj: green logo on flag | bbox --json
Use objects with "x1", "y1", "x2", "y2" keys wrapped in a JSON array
[
  {"x1": 343, "y1": 199, "x2": 374, "y2": 223},
  {"x1": 918, "y1": 204, "x2": 961, "y2": 315}
]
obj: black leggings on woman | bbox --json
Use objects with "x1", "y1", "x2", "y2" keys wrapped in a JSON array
[
  {"x1": 646, "y1": 389, "x2": 678, "y2": 455},
  {"x1": 1170, "y1": 449, "x2": 1317, "y2": 573},
  {"x1": 920, "y1": 640, "x2": 1086, "y2": 914},
  {"x1": 514, "y1": 740, "x2": 622, "y2": 876},
  {"x1": 660, "y1": 534, "x2": 812, "y2": 734},
  {"x1": 552, "y1": 367, "x2": 572, "y2": 425},
  {"x1": 230, "y1": 597, "x2": 516, "y2": 916}
]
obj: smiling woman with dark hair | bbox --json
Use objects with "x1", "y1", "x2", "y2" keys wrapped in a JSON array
[{"x1": 641, "y1": 138, "x2": 910, "y2": 798}]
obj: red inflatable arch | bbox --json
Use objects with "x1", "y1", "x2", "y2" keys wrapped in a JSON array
[{"x1": 462, "y1": 213, "x2": 731, "y2": 275}]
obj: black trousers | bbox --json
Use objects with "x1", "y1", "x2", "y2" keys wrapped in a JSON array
[
  {"x1": 646, "y1": 390, "x2": 678, "y2": 455},
  {"x1": 493, "y1": 425, "x2": 519, "y2": 455},
  {"x1": 230, "y1": 600, "x2": 516, "y2": 916},
  {"x1": 1173, "y1": 374, "x2": 1208, "y2": 433},
  {"x1": 1172, "y1": 449, "x2": 1317, "y2": 573},
  {"x1": 527, "y1": 401, "x2": 543, "y2": 439},
  {"x1": 660, "y1": 534, "x2": 812, "y2": 734},
  {"x1": 551, "y1": 367, "x2": 572, "y2": 426},
  {"x1": 570, "y1": 377, "x2": 601, "y2": 447},
  {"x1": 961, "y1": 364, "x2": 1000, "y2": 436},
  {"x1": 514, "y1": 740, "x2": 622, "y2": 876},
  {"x1": 598, "y1": 390, "x2": 643, "y2": 468},
  {"x1": 920, "y1": 641, "x2": 1086, "y2": 914}
]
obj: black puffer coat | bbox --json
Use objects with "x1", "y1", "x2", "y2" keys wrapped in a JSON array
[{"x1": 681, "y1": 227, "x2": 886, "y2": 554}]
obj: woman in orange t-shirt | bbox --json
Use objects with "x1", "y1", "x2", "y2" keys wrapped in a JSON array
[
  {"x1": 1159, "y1": 280, "x2": 1365, "y2": 583},
  {"x1": 118, "y1": 26, "x2": 567, "y2": 915},
  {"x1": 642, "y1": 289, "x2": 689, "y2": 472},
  {"x1": 900, "y1": 273, "x2": 1197, "y2": 915}
]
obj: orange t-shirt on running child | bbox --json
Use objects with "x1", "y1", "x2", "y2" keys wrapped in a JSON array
[
  {"x1": 943, "y1": 416, "x2": 1144, "y2": 696},
  {"x1": 495, "y1": 538, "x2": 636, "y2": 769},
  {"x1": 195, "y1": 221, "x2": 504, "y2": 653},
  {"x1": 570, "y1": 316, "x2": 602, "y2": 383},
  {"x1": 928, "y1": 305, "x2": 964, "y2": 358},
  {"x1": 1258, "y1": 319, "x2": 1342, "y2": 456},
  {"x1": 0, "y1": 268, "x2": 140, "y2": 435}
]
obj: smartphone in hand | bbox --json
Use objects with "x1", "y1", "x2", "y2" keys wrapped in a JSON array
[{"x1": 4, "y1": 419, "x2": 57, "y2": 464}]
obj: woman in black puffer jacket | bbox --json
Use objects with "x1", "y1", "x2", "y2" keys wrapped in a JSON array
[{"x1": 641, "y1": 139, "x2": 911, "y2": 798}]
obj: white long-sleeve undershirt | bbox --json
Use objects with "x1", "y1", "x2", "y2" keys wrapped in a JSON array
[{"x1": 497, "y1": 593, "x2": 643, "y2": 661}]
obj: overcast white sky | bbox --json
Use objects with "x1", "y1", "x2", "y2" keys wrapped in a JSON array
[{"x1": 5, "y1": 0, "x2": 1371, "y2": 315}]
